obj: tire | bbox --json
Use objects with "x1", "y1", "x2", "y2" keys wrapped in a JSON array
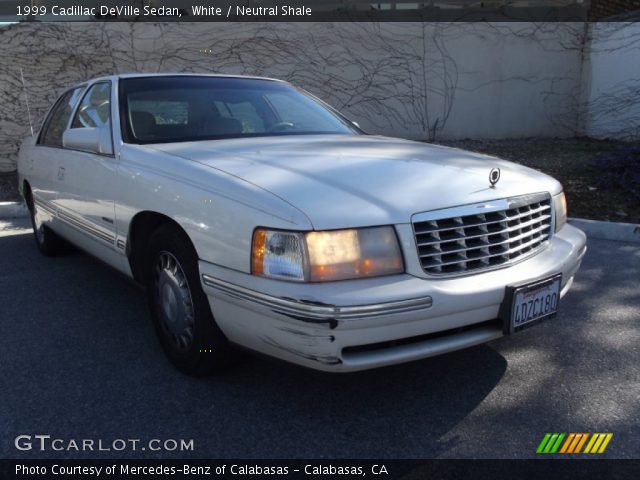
[
  {"x1": 26, "y1": 191, "x2": 70, "y2": 256},
  {"x1": 145, "y1": 223, "x2": 238, "y2": 376}
]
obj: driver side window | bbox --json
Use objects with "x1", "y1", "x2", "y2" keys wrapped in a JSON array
[{"x1": 38, "y1": 87, "x2": 84, "y2": 147}]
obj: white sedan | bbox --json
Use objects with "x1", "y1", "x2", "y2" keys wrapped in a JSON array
[{"x1": 17, "y1": 74, "x2": 587, "y2": 375}]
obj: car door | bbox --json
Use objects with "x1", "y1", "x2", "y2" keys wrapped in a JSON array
[
  {"x1": 54, "y1": 81, "x2": 120, "y2": 257},
  {"x1": 28, "y1": 86, "x2": 85, "y2": 218}
]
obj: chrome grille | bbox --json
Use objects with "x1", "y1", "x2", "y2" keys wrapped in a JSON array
[{"x1": 413, "y1": 193, "x2": 552, "y2": 276}]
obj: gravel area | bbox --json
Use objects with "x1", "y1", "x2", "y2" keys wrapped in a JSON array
[
  {"x1": 0, "y1": 172, "x2": 20, "y2": 202},
  {"x1": 437, "y1": 137, "x2": 638, "y2": 224}
]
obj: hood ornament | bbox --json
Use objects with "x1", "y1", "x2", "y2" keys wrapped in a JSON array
[{"x1": 489, "y1": 168, "x2": 501, "y2": 188}]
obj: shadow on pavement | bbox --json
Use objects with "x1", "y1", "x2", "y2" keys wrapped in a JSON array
[{"x1": 0, "y1": 228, "x2": 508, "y2": 459}]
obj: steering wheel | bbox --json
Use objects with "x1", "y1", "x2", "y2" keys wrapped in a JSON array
[{"x1": 268, "y1": 122, "x2": 295, "y2": 132}]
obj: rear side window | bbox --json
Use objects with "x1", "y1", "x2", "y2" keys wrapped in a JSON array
[
  {"x1": 72, "y1": 82, "x2": 112, "y2": 129},
  {"x1": 38, "y1": 88, "x2": 84, "y2": 147}
]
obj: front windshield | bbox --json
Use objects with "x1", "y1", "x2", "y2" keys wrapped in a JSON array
[{"x1": 119, "y1": 76, "x2": 356, "y2": 144}]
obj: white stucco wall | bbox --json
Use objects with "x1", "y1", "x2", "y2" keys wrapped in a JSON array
[
  {"x1": 582, "y1": 22, "x2": 640, "y2": 140},
  {"x1": 0, "y1": 21, "x2": 595, "y2": 172},
  {"x1": 430, "y1": 23, "x2": 584, "y2": 139}
]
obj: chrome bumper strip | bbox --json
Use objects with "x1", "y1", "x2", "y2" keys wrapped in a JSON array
[{"x1": 201, "y1": 274, "x2": 433, "y2": 321}]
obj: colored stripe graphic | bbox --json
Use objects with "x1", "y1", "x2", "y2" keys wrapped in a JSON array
[
  {"x1": 584, "y1": 434, "x2": 599, "y2": 453},
  {"x1": 585, "y1": 433, "x2": 614, "y2": 454},
  {"x1": 592, "y1": 434, "x2": 606, "y2": 453},
  {"x1": 538, "y1": 433, "x2": 613, "y2": 454},
  {"x1": 537, "y1": 433, "x2": 565, "y2": 454},
  {"x1": 567, "y1": 433, "x2": 584, "y2": 453},
  {"x1": 536, "y1": 434, "x2": 552, "y2": 454},
  {"x1": 598, "y1": 433, "x2": 613, "y2": 453},
  {"x1": 574, "y1": 433, "x2": 589, "y2": 453},
  {"x1": 544, "y1": 433, "x2": 559, "y2": 453},
  {"x1": 550, "y1": 433, "x2": 565, "y2": 453},
  {"x1": 559, "y1": 433, "x2": 574, "y2": 453}
]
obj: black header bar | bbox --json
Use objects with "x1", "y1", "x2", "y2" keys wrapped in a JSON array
[{"x1": 0, "y1": 0, "x2": 600, "y2": 23}]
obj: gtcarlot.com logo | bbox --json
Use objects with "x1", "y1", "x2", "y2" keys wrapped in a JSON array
[{"x1": 15, "y1": 435, "x2": 194, "y2": 452}]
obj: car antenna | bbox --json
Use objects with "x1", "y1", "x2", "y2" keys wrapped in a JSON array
[{"x1": 20, "y1": 68, "x2": 34, "y2": 137}]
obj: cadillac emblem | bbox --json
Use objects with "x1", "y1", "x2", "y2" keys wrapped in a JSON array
[{"x1": 489, "y1": 168, "x2": 501, "y2": 187}]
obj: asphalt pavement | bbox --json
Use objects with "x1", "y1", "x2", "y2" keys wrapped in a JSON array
[{"x1": 1, "y1": 218, "x2": 638, "y2": 459}]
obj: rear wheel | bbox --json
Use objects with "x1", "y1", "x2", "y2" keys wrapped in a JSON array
[
  {"x1": 25, "y1": 190, "x2": 69, "y2": 256},
  {"x1": 145, "y1": 223, "x2": 238, "y2": 376}
]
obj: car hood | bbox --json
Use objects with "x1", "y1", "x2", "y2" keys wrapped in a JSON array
[{"x1": 147, "y1": 135, "x2": 561, "y2": 230}]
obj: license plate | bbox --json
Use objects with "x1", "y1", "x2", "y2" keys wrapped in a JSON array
[{"x1": 506, "y1": 274, "x2": 562, "y2": 333}]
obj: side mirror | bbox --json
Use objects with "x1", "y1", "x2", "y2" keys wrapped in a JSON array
[{"x1": 63, "y1": 127, "x2": 113, "y2": 155}]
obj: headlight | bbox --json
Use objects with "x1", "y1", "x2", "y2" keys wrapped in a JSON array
[
  {"x1": 251, "y1": 230, "x2": 307, "y2": 281},
  {"x1": 252, "y1": 226, "x2": 404, "y2": 282},
  {"x1": 554, "y1": 192, "x2": 567, "y2": 232},
  {"x1": 306, "y1": 226, "x2": 404, "y2": 281}
]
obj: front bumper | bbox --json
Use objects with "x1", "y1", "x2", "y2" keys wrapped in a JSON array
[{"x1": 200, "y1": 224, "x2": 587, "y2": 372}]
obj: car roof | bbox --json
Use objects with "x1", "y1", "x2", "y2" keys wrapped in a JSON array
[{"x1": 74, "y1": 73, "x2": 285, "y2": 89}]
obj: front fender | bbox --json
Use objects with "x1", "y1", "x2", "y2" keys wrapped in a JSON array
[{"x1": 115, "y1": 145, "x2": 313, "y2": 273}]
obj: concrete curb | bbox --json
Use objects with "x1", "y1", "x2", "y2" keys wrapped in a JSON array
[
  {"x1": 569, "y1": 217, "x2": 640, "y2": 244},
  {"x1": 0, "y1": 201, "x2": 28, "y2": 219}
]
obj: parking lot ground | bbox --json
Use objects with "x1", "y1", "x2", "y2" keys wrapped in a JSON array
[{"x1": 1, "y1": 218, "x2": 639, "y2": 459}]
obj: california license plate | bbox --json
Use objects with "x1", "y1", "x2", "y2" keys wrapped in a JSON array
[{"x1": 506, "y1": 274, "x2": 562, "y2": 333}]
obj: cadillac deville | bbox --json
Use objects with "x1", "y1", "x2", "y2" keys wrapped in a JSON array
[{"x1": 17, "y1": 74, "x2": 587, "y2": 375}]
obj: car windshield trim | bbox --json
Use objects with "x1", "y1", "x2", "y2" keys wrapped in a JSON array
[{"x1": 135, "y1": 131, "x2": 354, "y2": 145}]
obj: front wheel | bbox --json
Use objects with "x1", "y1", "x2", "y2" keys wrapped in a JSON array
[{"x1": 146, "y1": 224, "x2": 239, "y2": 376}]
